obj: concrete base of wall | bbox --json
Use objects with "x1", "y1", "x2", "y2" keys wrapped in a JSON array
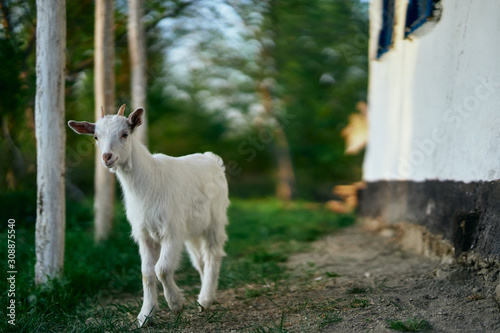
[
  {"x1": 358, "y1": 180, "x2": 500, "y2": 261},
  {"x1": 363, "y1": 218, "x2": 455, "y2": 260}
]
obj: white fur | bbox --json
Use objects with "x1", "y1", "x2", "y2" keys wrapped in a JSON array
[{"x1": 68, "y1": 108, "x2": 229, "y2": 327}]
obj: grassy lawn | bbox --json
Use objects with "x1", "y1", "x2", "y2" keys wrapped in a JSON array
[{"x1": 0, "y1": 199, "x2": 355, "y2": 332}]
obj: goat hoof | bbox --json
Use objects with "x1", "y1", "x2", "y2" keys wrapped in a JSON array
[
  {"x1": 169, "y1": 297, "x2": 185, "y2": 315},
  {"x1": 137, "y1": 308, "x2": 156, "y2": 328},
  {"x1": 198, "y1": 298, "x2": 213, "y2": 312},
  {"x1": 137, "y1": 316, "x2": 151, "y2": 328},
  {"x1": 171, "y1": 304, "x2": 184, "y2": 316}
]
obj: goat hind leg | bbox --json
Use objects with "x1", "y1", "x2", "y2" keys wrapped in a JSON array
[
  {"x1": 185, "y1": 238, "x2": 205, "y2": 281},
  {"x1": 198, "y1": 252, "x2": 222, "y2": 310},
  {"x1": 198, "y1": 227, "x2": 226, "y2": 310}
]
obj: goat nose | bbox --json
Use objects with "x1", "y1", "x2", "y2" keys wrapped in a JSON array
[{"x1": 102, "y1": 153, "x2": 113, "y2": 163}]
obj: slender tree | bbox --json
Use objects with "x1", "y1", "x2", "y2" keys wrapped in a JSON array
[
  {"x1": 127, "y1": 0, "x2": 147, "y2": 144},
  {"x1": 94, "y1": 0, "x2": 115, "y2": 241},
  {"x1": 34, "y1": 0, "x2": 66, "y2": 284},
  {"x1": 259, "y1": 82, "x2": 297, "y2": 201}
]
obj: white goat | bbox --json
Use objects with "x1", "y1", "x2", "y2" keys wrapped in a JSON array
[{"x1": 68, "y1": 105, "x2": 229, "y2": 327}]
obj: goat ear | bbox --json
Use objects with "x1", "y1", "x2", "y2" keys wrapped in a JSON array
[
  {"x1": 68, "y1": 121, "x2": 95, "y2": 135},
  {"x1": 128, "y1": 107, "x2": 144, "y2": 131}
]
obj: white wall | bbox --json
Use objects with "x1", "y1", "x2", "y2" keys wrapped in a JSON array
[{"x1": 364, "y1": 0, "x2": 500, "y2": 182}]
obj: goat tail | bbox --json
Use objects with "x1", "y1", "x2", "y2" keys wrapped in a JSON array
[
  {"x1": 203, "y1": 152, "x2": 226, "y2": 173},
  {"x1": 203, "y1": 151, "x2": 230, "y2": 217}
]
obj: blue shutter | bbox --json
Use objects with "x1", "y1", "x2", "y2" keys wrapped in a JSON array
[
  {"x1": 405, "y1": 0, "x2": 435, "y2": 37},
  {"x1": 377, "y1": 0, "x2": 396, "y2": 58}
]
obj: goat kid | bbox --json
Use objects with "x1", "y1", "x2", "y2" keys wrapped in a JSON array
[{"x1": 68, "y1": 105, "x2": 229, "y2": 327}]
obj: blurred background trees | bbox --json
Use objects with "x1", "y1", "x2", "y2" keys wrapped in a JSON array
[{"x1": 0, "y1": 0, "x2": 368, "y2": 223}]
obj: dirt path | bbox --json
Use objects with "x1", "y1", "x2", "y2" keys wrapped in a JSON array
[
  {"x1": 287, "y1": 226, "x2": 500, "y2": 332},
  {"x1": 141, "y1": 226, "x2": 500, "y2": 332}
]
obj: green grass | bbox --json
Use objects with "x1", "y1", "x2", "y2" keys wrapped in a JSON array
[
  {"x1": 349, "y1": 298, "x2": 370, "y2": 308},
  {"x1": 346, "y1": 286, "x2": 368, "y2": 294},
  {"x1": 325, "y1": 271, "x2": 340, "y2": 278},
  {"x1": 0, "y1": 198, "x2": 354, "y2": 332},
  {"x1": 387, "y1": 318, "x2": 433, "y2": 332},
  {"x1": 251, "y1": 310, "x2": 288, "y2": 333},
  {"x1": 317, "y1": 310, "x2": 343, "y2": 329}
]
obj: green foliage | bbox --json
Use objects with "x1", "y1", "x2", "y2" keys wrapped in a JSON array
[
  {"x1": 1, "y1": 0, "x2": 368, "y2": 199},
  {"x1": 264, "y1": 0, "x2": 368, "y2": 197},
  {"x1": 224, "y1": 199, "x2": 354, "y2": 259},
  {"x1": 0, "y1": 191, "x2": 37, "y2": 229},
  {"x1": 387, "y1": 318, "x2": 433, "y2": 332}
]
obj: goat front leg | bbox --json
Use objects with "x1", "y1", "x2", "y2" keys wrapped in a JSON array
[
  {"x1": 137, "y1": 238, "x2": 160, "y2": 328},
  {"x1": 155, "y1": 239, "x2": 185, "y2": 314}
]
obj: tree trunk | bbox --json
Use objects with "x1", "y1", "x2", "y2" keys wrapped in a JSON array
[
  {"x1": 34, "y1": 0, "x2": 66, "y2": 284},
  {"x1": 273, "y1": 126, "x2": 296, "y2": 200},
  {"x1": 127, "y1": 0, "x2": 148, "y2": 145},
  {"x1": 260, "y1": 85, "x2": 297, "y2": 201},
  {"x1": 94, "y1": 0, "x2": 115, "y2": 241}
]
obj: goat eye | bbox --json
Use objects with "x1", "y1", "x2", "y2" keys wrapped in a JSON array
[
  {"x1": 94, "y1": 136, "x2": 98, "y2": 141},
  {"x1": 121, "y1": 133, "x2": 128, "y2": 139}
]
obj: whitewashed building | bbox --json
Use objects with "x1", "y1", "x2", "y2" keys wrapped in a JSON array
[{"x1": 360, "y1": 0, "x2": 500, "y2": 259}]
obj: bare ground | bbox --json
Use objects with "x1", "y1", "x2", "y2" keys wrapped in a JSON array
[{"x1": 114, "y1": 225, "x2": 500, "y2": 332}]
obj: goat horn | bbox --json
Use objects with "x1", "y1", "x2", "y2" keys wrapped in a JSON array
[
  {"x1": 100, "y1": 106, "x2": 105, "y2": 118},
  {"x1": 117, "y1": 104, "x2": 126, "y2": 116}
]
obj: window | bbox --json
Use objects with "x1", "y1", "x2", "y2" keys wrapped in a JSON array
[
  {"x1": 377, "y1": 0, "x2": 396, "y2": 58},
  {"x1": 405, "y1": 0, "x2": 439, "y2": 37}
]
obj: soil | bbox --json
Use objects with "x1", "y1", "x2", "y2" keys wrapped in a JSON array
[{"x1": 124, "y1": 226, "x2": 500, "y2": 332}]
